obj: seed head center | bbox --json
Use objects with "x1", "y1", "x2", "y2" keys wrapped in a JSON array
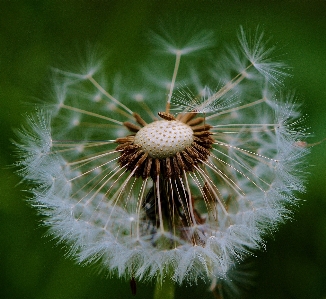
[{"x1": 134, "y1": 120, "x2": 194, "y2": 159}]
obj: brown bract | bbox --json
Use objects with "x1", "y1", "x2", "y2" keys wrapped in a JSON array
[{"x1": 115, "y1": 112, "x2": 214, "y2": 181}]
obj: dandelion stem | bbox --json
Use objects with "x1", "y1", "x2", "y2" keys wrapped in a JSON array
[
  {"x1": 60, "y1": 103, "x2": 123, "y2": 125},
  {"x1": 166, "y1": 50, "x2": 182, "y2": 113},
  {"x1": 212, "y1": 123, "x2": 277, "y2": 128},
  {"x1": 156, "y1": 177, "x2": 165, "y2": 234},
  {"x1": 86, "y1": 75, "x2": 133, "y2": 115},
  {"x1": 153, "y1": 279, "x2": 175, "y2": 299},
  {"x1": 197, "y1": 64, "x2": 252, "y2": 113},
  {"x1": 206, "y1": 98, "x2": 265, "y2": 120}
]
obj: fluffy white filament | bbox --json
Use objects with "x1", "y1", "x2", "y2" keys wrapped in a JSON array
[{"x1": 15, "y1": 27, "x2": 309, "y2": 286}]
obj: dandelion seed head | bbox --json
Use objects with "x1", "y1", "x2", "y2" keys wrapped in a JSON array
[{"x1": 15, "y1": 26, "x2": 309, "y2": 288}]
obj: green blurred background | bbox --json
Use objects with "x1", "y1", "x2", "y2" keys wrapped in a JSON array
[{"x1": 1, "y1": 1, "x2": 326, "y2": 298}]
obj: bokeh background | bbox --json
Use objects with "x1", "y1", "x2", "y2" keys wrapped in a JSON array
[{"x1": 1, "y1": 1, "x2": 326, "y2": 298}]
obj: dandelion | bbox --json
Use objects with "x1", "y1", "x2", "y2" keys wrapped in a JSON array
[{"x1": 15, "y1": 26, "x2": 309, "y2": 293}]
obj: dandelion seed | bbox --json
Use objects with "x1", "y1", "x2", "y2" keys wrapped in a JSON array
[{"x1": 15, "y1": 27, "x2": 309, "y2": 291}]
